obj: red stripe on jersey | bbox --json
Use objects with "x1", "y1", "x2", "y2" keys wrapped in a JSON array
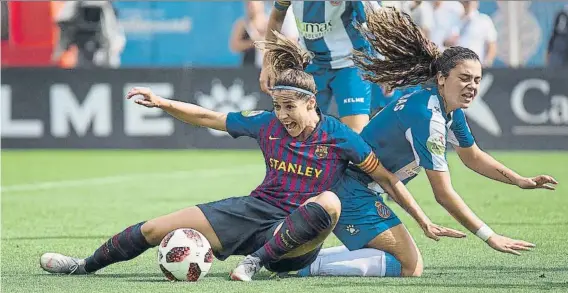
[
  {"x1": 306, "y1": 131, "x2": 326, "y2": 196},
  {"x1": 292, "y1": 130, "x2": 321, "y2": 206},
  {"x1": 251, "y1": 118, "x2": 279, "y2": 200},
  {"x1": 319, "y1": 137, "x2": 338, "y2": 191},
  {"x1": 277, "y1": 132, "x2": 295, "y2": 209},
  {"x1": 285, "y1": 143, "x2": 302, "y2": 207}
]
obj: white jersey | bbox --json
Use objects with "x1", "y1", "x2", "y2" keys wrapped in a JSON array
[{"x1": 274, "y1": 1, "x2": 380, "y2": 69}]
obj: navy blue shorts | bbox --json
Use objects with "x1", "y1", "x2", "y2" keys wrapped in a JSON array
[
  {"x1": 197, "y1": 196, "x2": 321, "y2": 272},
  {"x1": 332, "y1": 169, "x2": 402, "y2": 250}
]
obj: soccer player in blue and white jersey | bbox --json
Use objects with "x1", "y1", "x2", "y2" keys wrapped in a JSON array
[
  {"x1": 39, "y1": 32, "x2": 449, "y2": 282},
  {"x1": 281, "y1": 7, "x2": 558, "y2": 278},
  {"x1": 260, "y1": 1, "x2": 381, "y2": 133}
]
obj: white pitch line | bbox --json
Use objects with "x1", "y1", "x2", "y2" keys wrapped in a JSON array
[{"x1": 1, "y1": 164, "x2": 264, "y2": 193}]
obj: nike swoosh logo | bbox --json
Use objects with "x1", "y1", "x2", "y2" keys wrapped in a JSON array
[{"x1": 269, "y1": 136, "x2": 280, "y2": 140}]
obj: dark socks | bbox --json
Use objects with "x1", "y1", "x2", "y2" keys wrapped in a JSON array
[
  {"x1": 252, "y1": 202, "x2": 332, "y2": 265},
  {"x1": 84, "y1": 221, "x2": 154, "y2": 273}
]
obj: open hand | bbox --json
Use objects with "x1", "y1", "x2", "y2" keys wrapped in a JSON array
[
  {"x1": 125, "y1": 87, "x2": 165, "y2": 108},
  {"x1": 486, "y1": 234, "x2": 535, "y2": 256},
  {"x1": 517, "y1": 175, "x2": 558, "y2": 190},
  {"x1": 422, "y1": 222, "x2": 467, "y2": 241}
]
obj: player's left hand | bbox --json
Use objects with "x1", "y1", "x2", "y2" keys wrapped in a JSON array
[
  {"x1": 516, "y1": 175, "x2": 558, "y2": 190},
  {"x1": 422, "y1": 223, "x2": 467, "y2": 241},
  {"x1": 125, "y1": 87, "x2": 165, "y2": 108}
]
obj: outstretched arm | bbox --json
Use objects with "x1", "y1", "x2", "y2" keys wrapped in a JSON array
[
  {"x1": 367, "y1": 163, "x2": 466, "y2": 241},
  {"x1": 455, "y1": 144, "x2": 557, "y2": 190},
  {"x1": 426, "y1": 169, "x2": 535, "y2": 255},
  {"x1": 126, "y1": 87, "x2": 227, "y2": 132}
]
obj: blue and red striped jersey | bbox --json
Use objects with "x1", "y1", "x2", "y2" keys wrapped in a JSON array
[{"x1": 226, "y1": 110, "x2": 378, "y2": 212}]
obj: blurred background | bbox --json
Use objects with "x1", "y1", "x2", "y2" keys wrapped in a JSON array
[{"x1": 1, "y1": 1, "x2": 568, "y2": 150}]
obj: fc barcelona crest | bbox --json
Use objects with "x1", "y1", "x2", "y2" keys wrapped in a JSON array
[
  {"x1": 315, "y1": 145, "x2": 329, "y2": 159},
  {"x1": 375, "y1": 201, "x2": 391, "y2": 219}
]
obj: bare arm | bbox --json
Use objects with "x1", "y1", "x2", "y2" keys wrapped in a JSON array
[
  {"x1": 484, "y1": 17, "x2": 498, "y2": 67},
  {"x1": 455, "y1": 143, "x2": 557, "y2": 189},
  {"x1": 229, "y1": 20, "x2": 255, "y2": 53},
  {"x1": 426, "y1": 169, "x2": 536, "y2": 255},
  {"x1": 126, "y1": 87, "x2": 227, "y2": 132},
  {"x1": 265, "y1": 5, "x2": 288, "y2": 42},
  {"x1": 456, "y1": 143, "x2": 521, "y2": 185},
  {"x1": 368, "y1": 163, "x2": 466, "y2": 240},
  {"x1": 426, "y1": 169, "x2": 484, "y2": 233},
  {"x1": 259, "y1": 5, "x2": 289, "y2": 93},
  {"x1": 484, "y1": 41, "x2": 497, "y2": 67}
]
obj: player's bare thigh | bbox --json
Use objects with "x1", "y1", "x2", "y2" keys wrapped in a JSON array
[
  {"x1": 276, "y1": 191, "x2": 341, "y2": 259},
  {"x1": 365, "y1": 223, "x2": 423, "y2": 277},
  {"x1": 340, "y1": 114, "x2": 369, "y2": 134},
  {"x1": 140, "y1": 206, "x2": 222, "y2": 252}
]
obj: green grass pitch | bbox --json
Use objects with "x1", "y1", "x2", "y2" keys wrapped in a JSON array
[{"x1": 2, "y1": 150, "x2": 567, "y2": 293}]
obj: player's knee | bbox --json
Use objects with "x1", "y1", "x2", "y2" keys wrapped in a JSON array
[
  {"x1": 313, "y1": 191, "x2": 341, "y2": 223},
  {"x1": 400, "y1": 251, "x2": 423, "y2": 277},
  {"x1": 141, "y1": 220, "x2": 166, "y2": 246}
]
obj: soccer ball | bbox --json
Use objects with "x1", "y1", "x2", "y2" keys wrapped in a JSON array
[{"x1": 157, "y1": 228, "x2": 214, "y2": 282}]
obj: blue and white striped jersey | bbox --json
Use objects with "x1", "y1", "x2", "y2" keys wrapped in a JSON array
[
  {"x1": 274, "y1": 1, "x2": 381, "y2": 69},
  {"x1": 348, "y1": 87, "x2": 475, "y2": 191}
]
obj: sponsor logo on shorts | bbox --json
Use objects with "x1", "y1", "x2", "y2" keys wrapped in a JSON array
[
  {"x1": 343, "y1": 97, "x2": 365, "y2": 104},
  {"x1": 375, "y1": 201, "x2": 391, "y2": 219},
  {"x1": 345, "y1": 224, "x2": 360, "y2": 236}
]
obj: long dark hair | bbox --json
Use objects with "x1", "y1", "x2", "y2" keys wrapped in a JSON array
[{"x1": 353, "y1": 6, "x2": 480, "y2": 91}]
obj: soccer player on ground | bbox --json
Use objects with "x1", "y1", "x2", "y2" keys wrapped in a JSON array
[
  {"x1": 39, "y1": 31, "x2": 449, "y2": 282},
  {"x1": 259, "y1": 1, "x2": 382, "y2": 133},
  {"x1": 278, "y1": 7, "x2": 559, "y2": 278}
]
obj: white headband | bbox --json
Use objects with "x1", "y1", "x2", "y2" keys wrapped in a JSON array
[{"x1": 271, "y1": 85, "x2": 315, "y2": 97}]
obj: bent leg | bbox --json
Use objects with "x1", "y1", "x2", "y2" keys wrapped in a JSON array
[
  {"x1": 280, "y1": 191, "x2": 341, "y2": 259},
  {"x1": 231, "y1": 191, "x2": 341, "y2": 281},
  {"x1": 302, "y1": 223, "x2": 422, "y2": 278},
  {"x1": 317, "y1": 175, "x2": 421, "y2": 277},
  {"x1": 365, "y1": 223, "x2": 423, "y2": 277}
]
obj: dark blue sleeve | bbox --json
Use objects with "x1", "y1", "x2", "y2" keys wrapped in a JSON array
[
  {"x1": 336, "y1": 123, "x2": 379, "y2": 174},
  {"x1": 225, "y1": 110, "x2": 273, "y2": 139},
  {"x1": 448, "y1": 109, "x2": 475, "y2": 148}
]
